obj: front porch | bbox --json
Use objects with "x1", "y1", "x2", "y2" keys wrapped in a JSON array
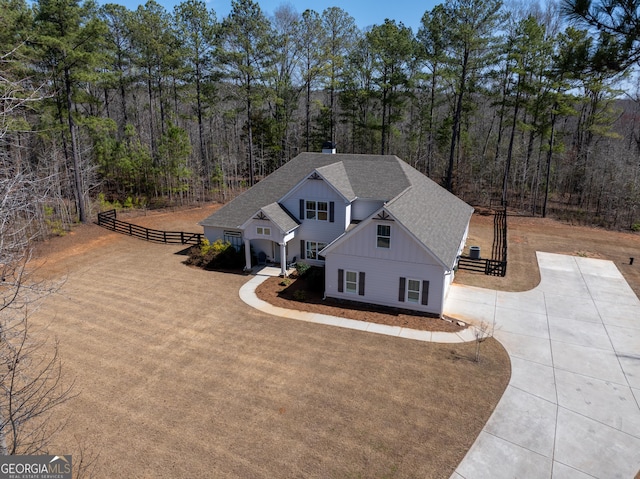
[
  {"x1": 250, "y1": 264, "x2": 297, "y2": 277},
  {"x1": 244, "y1": 238, "x2": 296, "y2": 277},
  {"x1": 241, "y1": 203, "x2": 300, "y2": 277}
]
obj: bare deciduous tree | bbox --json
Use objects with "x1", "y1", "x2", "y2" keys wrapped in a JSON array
[
  {"x1": 1, "y1": 50, "x2": 75, "y2": 456},
  {"x1": 473, "y1": 320, "x2": 496, "y2": 362}
]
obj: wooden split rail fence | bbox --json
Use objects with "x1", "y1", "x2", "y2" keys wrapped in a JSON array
[
  {"x1": 96, "y1": 209, "x2": 203, "y2": 245},
  {"x1": 457, "y1": 206, "x2": 508, "y2": 277}
]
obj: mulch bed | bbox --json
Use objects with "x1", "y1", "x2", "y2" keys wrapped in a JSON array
[{"x1": 255, "y1": 274, "x2": 466, "y2": 332}]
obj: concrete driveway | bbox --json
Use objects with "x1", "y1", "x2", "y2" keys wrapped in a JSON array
[{"x1": 446, "y1": 252, "x2": 640, "y2": 479}]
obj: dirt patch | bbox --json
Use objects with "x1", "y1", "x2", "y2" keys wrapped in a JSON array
[{"x1": 458, "y1": 213, "x2": 640, "y2": 296}]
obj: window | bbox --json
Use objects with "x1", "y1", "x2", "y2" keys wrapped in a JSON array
[
  {"x1": 398, "y1": 277, "x2": 429, "y2": 305},
  {"x1": 256, "y1": 226, "x2": 271, "y2": 236},
  {"x1": 317, "y1": 202, "x2": 328, "y2": 221},
  {"x1": 223, "y1": 230, "x2": 242, "y2": 251},
  {"x1": 305, "y1": 200, "x2": 328, "y2": 221},
  {"x1": 338, "y1": 269, "x2": 365, "y2": 296},
  {"x1": 407, "y1": 279, "x2": 421, "y2": 303},
  {"x1": 305, "y1": 241, "x2": 327, "y2": 260},
  {"x1": 300, "y1": 199, "x2": 334, "y2": 222},
  {"x1": 345, "y1": 271, "x2": 358, "y2": 293},
  {"x1": 377, "y1": 224, "x2": 391, "y2": 248}
]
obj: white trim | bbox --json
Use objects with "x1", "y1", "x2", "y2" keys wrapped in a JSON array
[
  {"x1": 239, "y1": 207, "x2": 300, "y2": 235},
  {"x1": 243, "y1": 238, "x2": 252, "y2": 271},
  {"x1": 305, "y1": 200, "x2": 329, "y2": 222},
  {"x1": 376, "y1": 224, "x2": 391, "y2": 249},
  {"x1": 406, "y1": 278, "x2": 421, "y2": 303},
  {"x1": 345, "y1": 270, "x2": 358, "y2": 294}
]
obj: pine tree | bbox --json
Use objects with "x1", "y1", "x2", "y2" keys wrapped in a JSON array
[
  {"x1": 217, "y1": 0, "x2": 275, "y2": 186},
  {"x1": 33, "y1": 0, "x2": 107, "y2": 223}
]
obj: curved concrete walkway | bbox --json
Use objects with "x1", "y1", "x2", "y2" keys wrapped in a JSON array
[
  {"x1": 239, "y1": 268, "x2": 477, "y2": 343},
  {"x1": 446, "y1": 252, "x2": 640, "y2": 479},
  {"x1": 239, "y1": 253, "x2": 640, "y2": 478}
]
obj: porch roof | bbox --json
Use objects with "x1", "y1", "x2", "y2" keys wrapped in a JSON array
[{"x1": 261, "y1": 202, "x2": 300, "y2": 233}]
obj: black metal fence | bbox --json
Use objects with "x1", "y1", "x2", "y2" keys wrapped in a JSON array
[
  {"x1": 457, "y1": 206, "x2": 507, "y2": 277},
  {"x1": 96, "y1": 209, "x2": 203, "y2": 245}
]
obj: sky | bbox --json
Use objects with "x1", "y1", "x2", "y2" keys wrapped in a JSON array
[{"x1": 103, "y1": 0, "x2": 440, "y2": 32}]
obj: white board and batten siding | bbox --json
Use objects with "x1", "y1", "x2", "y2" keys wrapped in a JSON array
[
  {"x1": 328, "y1": 219, "x2": 442, "y2": 265},
  {"x1": 243, "y1": 219, "x2": 281, "y2": 261},
  {"x1": 281, "y1": 177, "x2": 349, "y2": 263},
  {"x1": 324, "y1": 219, "x2": 447, "y2": 315},
  {"x1": 203, "y1": 226, "x2": 242, "y2": 244}
]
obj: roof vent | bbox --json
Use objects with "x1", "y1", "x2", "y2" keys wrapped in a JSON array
[{"x1": 322, "y1": 141, "x2": 336, "y2": 154}]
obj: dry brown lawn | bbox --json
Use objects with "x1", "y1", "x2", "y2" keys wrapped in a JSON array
[
  {"x1": 29, "y1": 205, "x2": 640, "y2": 478},
  {"x1": 30, "y1": 205, "x2": 509, "y2": 479}
]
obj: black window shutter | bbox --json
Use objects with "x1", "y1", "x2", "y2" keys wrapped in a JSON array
[
  {"x1": 299, "y1": 199, "x2": 304, "y2": 219},
  {"x1": 422, "y1": 280, "x2": 430, "y2": 305},
  {"x1": 300, "y1": 240, "x2": 305, "y2": 260},
  {"x1": 358, "y1": 272, "x2": 365, "y2": 296},
  {"x1": 338, "y1": 269, "x2": 344, "y2": 292},
  {"x1": 329, "y1": 201, "x2": 335, "y2": 222},
  {"x1": 398, "y1": 277, "x2": 406, "y2": 302}
]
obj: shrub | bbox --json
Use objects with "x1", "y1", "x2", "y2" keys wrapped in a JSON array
[
  {"x1": 213, "y1": 244, "x2": 244, "y2": 269},
  {"x1": 293, "y1": 290, "x2": 306, "y2": 301},
  {"x1": 279, "y1": 278, "x2": 291, "y2": 287},
  {"x1": 200, "y1": 238, "x2": 231, "y2": 256},
  {"x1": 186, "y1": 239, "x2": 243, "y2": 270},
  {"x1": 97, "y1": 192, "x2": 122, "y2": 211},
  {"x1": 43, "y1": 205, "x2": 67, "y2": 236},
  {"x1": 295, "y1": 261, "x2": 310, "y2": 277},
  {"x1": 632, "y1": 222, "x2": 640, "y2": 232}
]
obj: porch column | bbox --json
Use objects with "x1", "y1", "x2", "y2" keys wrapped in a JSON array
[
  {"x1": 279, "y1": 242, "x2": 287, "y2": 276},
  {"x1": 244, "y1": 238, "x2": 252, "y2": 271}
]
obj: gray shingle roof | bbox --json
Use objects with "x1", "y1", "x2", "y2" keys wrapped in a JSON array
[
  {"x1": 200, "y1": 152, "x2": 473, "y2": 268},
  {"x1": 315, "y1": 162, "x2": 355, "y2": 201},
  {"x1": 385, "y1": 161, "x2": 474, "y2": 268},
  {"x1": 199, "y1": 153, "x2": 409, "y2": 229},
  {"x1": 260, "y1": 202, "x2": 299, "y2": 233}
]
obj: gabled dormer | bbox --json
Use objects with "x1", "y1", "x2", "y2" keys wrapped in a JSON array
[
  {"x1": 240, "y1": 202, "x2": 299, "y2": 243},
  {"x1": 321, "y1": 206, "x2": 447, "y2": 269},
  {"x1": 279, "y1": 164, "x2": 354, "y2": 237}
]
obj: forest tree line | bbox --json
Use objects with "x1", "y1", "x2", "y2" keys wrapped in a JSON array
[{"x1": 2, "y1": 0, "x2": 640, "y2": 232}]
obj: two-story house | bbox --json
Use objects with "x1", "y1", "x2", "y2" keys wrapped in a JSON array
[{"x1": 199, "y1": 152, "x2": 473, "y2": 316}]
